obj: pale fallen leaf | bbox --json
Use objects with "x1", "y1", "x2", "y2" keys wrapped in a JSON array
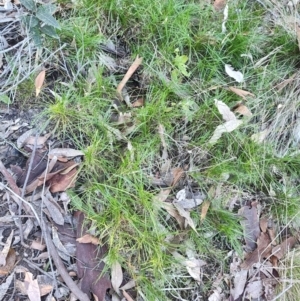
[
  {"x1": 215, "y1": 100, "x2": 236, "y2": 122},
  {"x1": 185, "y1": 259, "x2": 206, "y2": 283},
  {"x1": 35, "y1": 70, "x2": 46, "y2": 97},
  {"x1": 208, "y1": 288, "x2": 223, "y2": 301},
  {"x1": 251, "y1": 129, "x2": 270, "y2": 144},
  {"x1": 213, "y1": 0, "x2": 227, "y2": 11},
  {"x1": 234, "y1": 103, "x2": 252, "y2": 117},
  {"x1": 76, "y1": 234, "x2": 100, "y2": 245},
  {"x1": 173, "y1": 203, "x2": 197, "y2": 232},
  {"x1": 154, "y1": 189, "x2": 171, "y2": 202},
  {"x1": 31, "y1": 239, "x2": 46, "y2": 251},
  {"x1": 117, "y1": 56, "x2": 143, "y2": 100},
  {"x1": 0, "y1": 230, "x2": 13, "y2": 266},
  {"x1": 228, "y1": 86, "x2": 254, "y2": 99},
  {"x1": 231, "y1": 269, "x2": 248, "y2": 300},
  {"x1": 25, "y1": 133, "x2": 52, "y2": 148},
  {"x1": 244, "y1": 280, "x2": 263, "y2": 299},
  {"x1": 221, "y1": 4, "x2": 228, "y2": 33},
  {"x1": 174, "y1": 188, "x2": 204, "y2": 209},
  {"x1": 208, "y1": 119, "x2": 242, "y2": 144},
  {"x1": 0, "y1": 272, "x2": 14, "y2": 299},
  {"x1": 120, "y1": 280, "x2": 136, "y2": 291},
  {"x1": 225, "y1": 64, "x2": 244, "y2": 83},
  {"x1": 209, "y1": 100, "x2": 242, "y2": 143},
  {"x1": 17, "y1": 129, "x2": 34, "y2": 149},
  {"x1": 24, "y1": 272, "x2": 41, "y2": 301},
  {"x1": 200, "y1": 200, "x2": 210, "y2": 221},
  {"x1": 111, "y1": 261, "x2": 123, "y2": 294},
  {"x1": 48, "y1": 148, "x2": 84, "y2": 160}
]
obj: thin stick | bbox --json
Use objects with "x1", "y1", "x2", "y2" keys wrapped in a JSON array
[
  {"x1": 42, "y1": 220, "x2": 90, "y2": 301},
  {"x1": 116, "y1": 56, "x2": 143, "y2": 100}
]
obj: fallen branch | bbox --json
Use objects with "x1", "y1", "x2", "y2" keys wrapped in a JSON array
[{"x1": 42, "y1": 220, "x2": 90, "y2": 301}]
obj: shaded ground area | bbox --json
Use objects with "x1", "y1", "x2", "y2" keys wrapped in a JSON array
[{"x1": 1, "y1": 0, "x2": 300, "y2": 300}]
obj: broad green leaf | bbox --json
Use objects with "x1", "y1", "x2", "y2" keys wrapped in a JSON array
[
  {"x1": 36, "y1": 6, "x2": 60, "y2": 29},
  {"x1": 0, "y1": 94, "x2": 11, "y2": 104},
  {"x1": 20, "y1": 0, "x2": 36, "y2": 11},
  {"x1": 22, "y1": 15, "x2": 39, "y2": 28},
  {"x1": 30, "y1": 27, "x2": 42, "y2": 47},
  {"x1": 174, "y1": 54, "x2": 190, "y2": 77},
  {"x1": 43, "y1": 4, "x2": 57, "y2": 15},
  {"x1": 40, "y1": 25, "x2": 59, "y2": 39}
]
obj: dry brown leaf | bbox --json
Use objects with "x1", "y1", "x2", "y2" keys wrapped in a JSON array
[
  {"x1": 271, "y1": 237, "x2": 297, "y2": 260},
  {"x1": 228, "y1": 86, "x2": 254, "y2": 99},
  {"x1": 200, "y1": 200, "x2": 210, "y2": 222},
  {"x1": 117, "y1": 56, "x2": 143, "y2": 99},
  {"x1": 132, "y1": 98, "x2": 144, "y2": 107},
  {"x1": 111, "y1": 261, "x2": 123, "y2": 294},
  {"x1": 49, "y1": 167, "x2": 78, "y2": 193},
  {"x1": 241, "y1": 232, "x2": 272, "y2": 269},
  {"x1": 171, "y1": 167, "x2": 184, "y2": 187},
  {"x1": 35, "y1": 70, "x2": 46, "y2": 97},
  {"x1": 0, "y1": 230, "x2": 13, "y2": 266},
  {"x1": 260, "y1": 217, "x2": 268, "y2": 233},
  {"x1": 42, "y1": 193, "x2": 64, "y2": 225},
  {"x1": 213, "y1": 0, "x2": 226, "y2": 11},
  {"x1": 76, "y1": 234, "x2": 100, "y2": 245},
  {"x1": 154, "y1": 189, "x2": 171, "y2": 202},
  {"x1": 233, "y1": 103, "x2": 252, "y2": 117},
  {"x1": 31, "y1": 239, "x2": 46, "y2": 251},
  {"x1": 238, "y1": 201, "x2": 261, "y2": 252},
  {"x1": 0, "y1": 248, "x2": 16, "y2": 277},
  {"x1": 173, "y1": 203, "x2": 197, "y2": 232},
  {"x1": 274, "y1": 72, "x2": 298, "y2": 92},
  {"x1": 159, "y1": 201, "x2": 184, "y2": 229}
]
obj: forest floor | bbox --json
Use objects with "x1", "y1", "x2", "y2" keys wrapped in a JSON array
[{"x1": 1, "y1": 0, "x2": 300, "y2": 300}]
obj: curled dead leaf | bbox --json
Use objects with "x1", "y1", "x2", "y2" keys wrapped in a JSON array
[
  {"x1": 228, "y1": 87, "x2": 254, "y2": 99},
  {"x1": 0, "y1": 248, "x2": 16, "y2": 277},
  {"x1": 76, "y1": 234, "x2": 100, "y2": 245},
  {"x1": 35, "y1": 70, "x2": 46, "y2": 97}
]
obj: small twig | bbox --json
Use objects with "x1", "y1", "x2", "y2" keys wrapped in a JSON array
[
  {"x1": 23, "y1": 258, "x2": 68, "y2": 289},
  {"x1": 0, "y1": 160, "x2": 21, "y2": 195},
  {"x1": 1, "y1": 184, "x2": 41, "y2": 225},
  {"x1": 42, "y1": 220, "x2": 90, "y2": 301}
]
